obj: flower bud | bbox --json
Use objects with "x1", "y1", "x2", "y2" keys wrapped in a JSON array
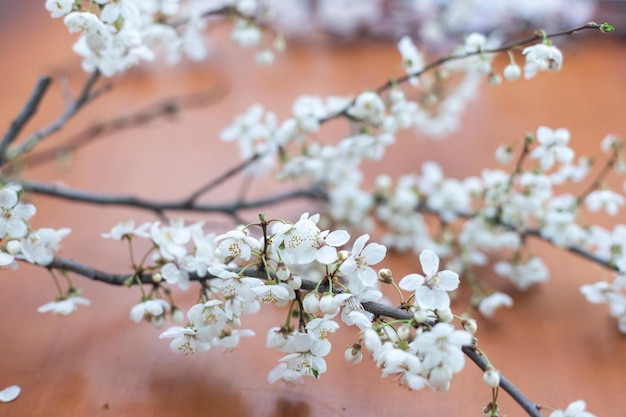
[
  {"x1": 273, "y1": 34, "x2": 286, "y2": 52},
  {"x1": 428, "y1": 364, "x2": 453, "y2": 392},
  {"x1": 231, "y1": 317, "x2": 242, "y2": 328},
  {"x1": 397, "y1": 324, "x2": 411, "y2": 340},
  {"x1": 494, "y1": 144, "x2": 514, "y2": 165},
  {"x1": 267, "y1": 326, "x2": 289, "y2": 349},
  {"x1": 150, "y1": 315, "x2": 166, "y2": 329},
  {"x1": 344, "y1": 344, "x2": 363, "y2": 364},
  {"x1": 319, "y1": 294, "x2": 337, "y2": 315},
  {"x1": 287, "y1": 274, "x2": 302, "y2": 290},
  {"x1": 276, "y1": 264, "x2": 290, "y2": 281},
  {"x1": 303, "y1": 293, "x2": 320, "y2": 314},
  {"x1": 483, "y1": 367, "x2": 501, "y2": 388},
  {"x1": 503, "y1": 63, "x2": 521, "y2": 81},
  {"x1": 389, "y1": 88, "x2": 405, "y2": 104},
  {"x1": 488, "y1": 72, "x2": 501, "y2": 86},
  {"x1": 152, "y1": 273, "x2": 162, "y2": 283},
  {"x1": 413, "y1": 307, "x2": 430, "y2": 323},
  {"x1": 476, "y1": 60, "x2": 492, "y2": 75},
  {"x1": 236, "y1": 0, "x2": 257, "y2": 16},
  {"x1": 436, "y1": 307, "x2": 453, "y2": 323},
  {"x1": 6, "y1": 240, "x2": 21, "y2": 255},
  {"x1": 462, "y1": 318, "x2": 478, "y2": 334},
  {"x1": 378, "y1": 268, "x2": 393, "y2": 283},
  {"x1": 171, "y1": 308, "x2": 184, "y2": 324},
  {"x1": 375, "y1": 174, "x2": 392, "y2": 192}
]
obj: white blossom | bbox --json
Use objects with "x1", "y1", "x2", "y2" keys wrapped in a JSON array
[
  {"x1": 478, "y1": 292, "x2": 513, "y2": 318},
  {"x1": 215, "y1": 228, "x2": 261, "y2": 261},
  {"x1": 339, "y1": 234, "x2": 387, "y2": 286},
  {"x1": 130, "y1": 299, "x2": 171, "y2": 325},
  {"x1": 38, "y1": 295, "x2": 90, "y2": 315},
  {"x1": 21, "y1": 227, "x2": 71, "y2": 266},
  {"x1": 348, "y1": 91, "x2": 386, "y2": 126},
  {"x1": 102, "y1": 219, "x2": 150, "y2": 240},
  {"x1": 503, "y1": 63, "x2": 521, "y2": 81},
  {"x1": 549, "y1": 400, "x2": 596, "y2": 417},
  {"x1": 494, "y1": 257, "x2": 549, "y2": 290},
  {"x1": 398, "y1": 36, "x2": 423, "y2": 86},
  {"x1": 45, "y1": 0, "x2": 73, "y2": 18},
  {"x1": 159, "y1": 325, "x2": 214, "y2": 355},
  {"x1": 410, "y1": 323, "x2": 473, "y2": 392},
  {"x1": 0, "y1": 186, "x2": 36, "y2": 240},
  {"x1": 522, "y1": 43, "x2": 563, "y2": 79},
  {"x1": 399, "y1": 249, "x2": 459, "y2": 310},
  {"x1": 268, "y1": 332, "x2": 331, "y2": 383},
  {"x1": 585, "y1": 190, "x2": 624, "y2": 216},
  {"x1": 531, "y1": 126, "x2": 574, "y2": 170}
]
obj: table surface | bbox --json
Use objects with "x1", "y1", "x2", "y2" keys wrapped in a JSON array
[{"x1": 1, "y1": 3, "x2": 626, "y2": 417}]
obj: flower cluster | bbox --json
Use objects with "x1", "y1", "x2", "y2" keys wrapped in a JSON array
[
  {"x1": 265, "y1": 0, "x2": 595, "y2": 47},
  {"x1": 0, "y1": 182, "x2": 81, "y2": 314},
  {"x1": 0, "y1": 182, "x2": 70, "y2": 268},
  {"x1": 45, "y1": 0, "x2": 281, "y2": 76},
  {"x1": 215, "y1": 23, "x2": 626, "y2": 335},
  {"x1": 98, "y1": 212, "x2": 481, "y2": 391},
  {"x1": 358, "y1": 251, "x2": 472, "y2": 392},
  {"x1": 223, "y1": 84, "x2": 626, "y2": 327}
]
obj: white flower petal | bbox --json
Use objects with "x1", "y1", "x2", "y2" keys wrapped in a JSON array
[
  {"x1": 0, "y1": 385, "x2": 20, "y2": 402},
  {"x1": 398, "y1": 273, "x2": 425, "y2": 291},
  {"x1": 419, "y1": 249, "x2": 440, "y2": 276}
]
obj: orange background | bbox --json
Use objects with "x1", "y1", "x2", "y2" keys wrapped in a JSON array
[{"x1": 1, "y1": 2, "x2": 626, "y2": 416}]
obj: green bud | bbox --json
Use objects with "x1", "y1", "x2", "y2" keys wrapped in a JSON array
[
  {"x1": 525, "y1": 134, "x2": 534, "y2": 145},
  {"x1": 600, "y1": 23, "x2": 615, "y2": 33}
]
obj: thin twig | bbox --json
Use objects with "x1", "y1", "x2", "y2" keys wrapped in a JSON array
[
  {"x1": 576, "y1": 146, "x2": 620, "y2": 205},
  {"x1": 185, "y1": 154, "x2": 261, "y2": 204},
  {"x1": 409, "y1": 203, "x2": 617, "y2": 272},
  {"x1": 319, "y1": 22, "x2": 606, "y2": 124},
  {"x1": 0, "y1": 76, "x2": 53, "y2": 164},
  {"x1": 6, "y1": 71, "x2": 107, "y2": 162},
  {"x1": 24, "y1": 85, "x2": 228, "y2": 167},
  {"x1": 462, "y1": 346, "x2": 542, "y2": 417}
]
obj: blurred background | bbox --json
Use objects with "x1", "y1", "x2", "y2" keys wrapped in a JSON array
[{"x1": 1, "y1": 1, "x2": 626, "y2": 416}]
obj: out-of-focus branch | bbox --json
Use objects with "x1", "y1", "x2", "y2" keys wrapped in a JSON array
[
  {"x1": 24, "y1": 85, "x2": 228, "y2": 167},
  {"x1": 21, "y1": 179, "x2": 327, "y2": 217},
  {"x1": 185, "y1": 154, "x2": 261, "y2": 204},
  {"x1": 396, "y1": 203, "x2": 617, "y2": 272},
  {"x1": 0, "y1": 76, "x2": 53, "y2": 165},
  {"x1": 4, "y1": 71, "x2": 108, "y2": 164}
]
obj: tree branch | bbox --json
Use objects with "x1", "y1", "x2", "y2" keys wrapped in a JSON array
[
  {"x1": 39, "y1": 255, "x2": 543, "y2": 416},
  {"x1": 4, "y1": 71, "x2": 108, "y2": 164},
  {"x1": 21, "y1": 179, "x2": 327, "y2": 216},
  {"x1": 319, "y1": 22, "x2": 608, "y2": 124},
  {"x1": 23, "y1": 85, "x2": 227, "y2": 167},
  {"x1": 184, "y1": 154, "x2": 261, "y2": 204},
  {"x1": 463, "y1": 346, "x2": 542, "y2": 417},
  {"x1": 0, "y1": 76, "x2": 53, "y2": 164}
]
